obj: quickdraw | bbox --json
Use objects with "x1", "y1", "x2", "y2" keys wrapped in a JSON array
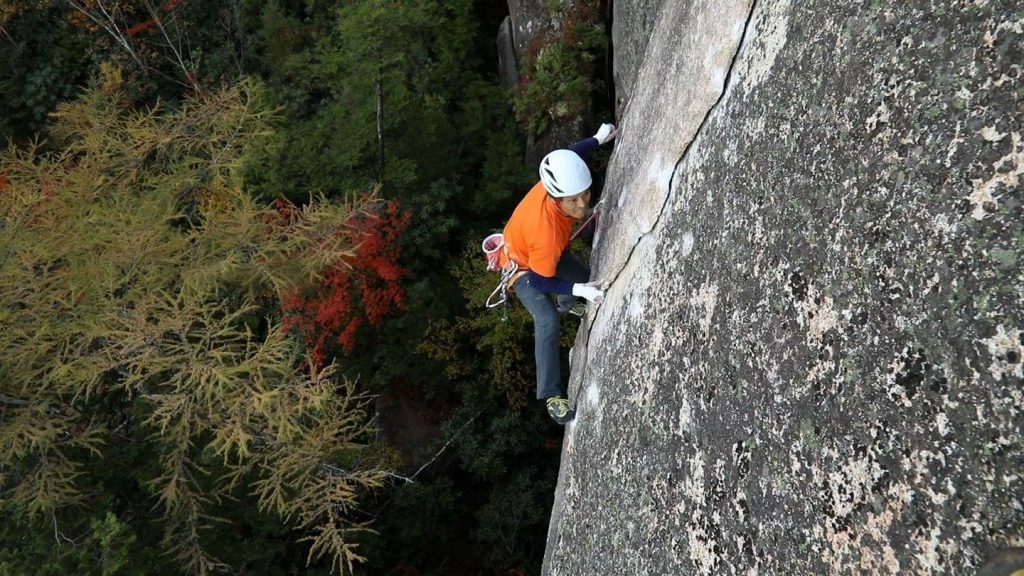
[
  {"x1": 482, "y1": 233, "x2": 521, "y2": 320},
  {"x1": 485, "y1": 260, "x2": 519, "y2": 309}
]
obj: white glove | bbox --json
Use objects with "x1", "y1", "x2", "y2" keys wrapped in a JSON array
[
  {"x1": 593, "y1": 123, "x2": 617, "y2": 145},
  {"x1": 572, "y1": 281, "x2": 605, "y2": 304}
]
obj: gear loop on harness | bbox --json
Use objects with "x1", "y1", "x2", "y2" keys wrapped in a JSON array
[
  {"x1": 482, "y1": 233, "x2": 512, "y2": 308},
  {"x1": 485, "y1": 259, "x2": 518, "y2": 309},
  {"x1": 481, "y1": 234, "x2": 527, "y2": 318}
]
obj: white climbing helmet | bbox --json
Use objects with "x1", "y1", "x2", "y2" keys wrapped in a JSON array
[{"x1": 539, "y1": 149, "x2": 592, "y2": 198}]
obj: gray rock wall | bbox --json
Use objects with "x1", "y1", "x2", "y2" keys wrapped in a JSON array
[
  {"x1": 546, "y1": 1, "x2": 1023, "y2": 574},
  {"x1": 508, "y1": 0, "x2": 559, "y2": 64}
]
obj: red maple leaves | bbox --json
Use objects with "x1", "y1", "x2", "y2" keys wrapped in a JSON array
[{"x1": 282, "y1": 199, "x2": 411, "y2": 368}]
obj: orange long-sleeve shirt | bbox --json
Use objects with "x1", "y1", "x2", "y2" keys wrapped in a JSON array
[{"x1": 501, "y1": 181, "x2": 575, "y2": 277}]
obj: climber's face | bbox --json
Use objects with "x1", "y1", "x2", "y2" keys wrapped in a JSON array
[{"x1": 556, "y1": 189, "x2": 591, "y2": 220}]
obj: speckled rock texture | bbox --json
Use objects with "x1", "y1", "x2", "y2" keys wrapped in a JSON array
[
  {"x1": 546, "y1": 1, "x2": 1024, "y2": 574},
  {"x1": 527, "y1": 116, "x2": 587, "y2": 166},
  {"x1": 508, "y1": 0, "x2": 559, "y2": 64}
]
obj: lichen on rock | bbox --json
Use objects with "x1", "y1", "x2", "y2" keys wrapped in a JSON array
[{"x1": 544, "y1": 1, "x2": 1024, "y2": 574}]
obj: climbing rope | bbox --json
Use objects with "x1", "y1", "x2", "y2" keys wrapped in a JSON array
[{"x1": 570, "y1": 198, "x2": 605, "y2": 242}]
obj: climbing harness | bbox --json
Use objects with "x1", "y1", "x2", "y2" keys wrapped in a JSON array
[{"x1": 482, "y1": 199, "x2": 606, "y2": 321}]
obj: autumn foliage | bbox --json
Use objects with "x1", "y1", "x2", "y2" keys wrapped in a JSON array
[
  {"x1": 283, "y1": 198, "x2": 412, "y2": 367},
  {"x1": 0, "y1": 80, "x2": 388, "y2": 575}
]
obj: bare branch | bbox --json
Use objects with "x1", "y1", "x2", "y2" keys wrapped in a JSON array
[
  {"x1": 0, "y1": 394, "x2": 29, "y2": 407},
  {"x1": 376, "y1": 74, "x2": 384, "y2": 183},
  {"x1": 64, "y1": 0, "x2": 194, "y2": 92},
  {"x1": 383, "y1": 415, "x2": 478, "y2": 485},
  {"x1": 223, "y1": 0, "x2": 244, "y2": 75},
  {"x1": 407, "y1": 415, "x2": 476, "y2": 482},
  {"x1": 142, "y1": 0, "x2": 200, "y2": 93},
  {"x1": 319, "y1": 462, "x2": 355, "y2": 479},
  {"x1": 64, "y1": 0, "x2": 147, "y2": 71}
]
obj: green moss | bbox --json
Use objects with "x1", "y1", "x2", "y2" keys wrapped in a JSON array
[
  {"x1": 989, "y1": 248, "x2": 1017, "y2": 270},
  {"x1": 976, "y1": 292, "x2": 990, "y2": 313},
  {"x1": 799, "y1": 417, "x2": 820, "y2": 450},
  {"x1": 844, "y1": 360, "x2": 862, "y2": 385},
  {"x1": 513, "y1": 12, "x2": 606, "y2": 136},
  {"x1": 895, "y1": 171, "x2": 907, "y2": 189},
  {"x1": 547, "y1": 0, "x2": 567, "y2": 16}
]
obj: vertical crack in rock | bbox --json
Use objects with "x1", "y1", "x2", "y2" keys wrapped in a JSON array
[
  {"x1": 544, "y1": 2, "x2": 764, "y2": 571},
  {"x1": 581, "y1": 0, "x2": 761, "y2": 358}
]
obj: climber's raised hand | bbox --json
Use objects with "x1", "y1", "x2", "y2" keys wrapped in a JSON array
[{"x1": 594, "y1": 123, "x2": 618, "y2": 145}]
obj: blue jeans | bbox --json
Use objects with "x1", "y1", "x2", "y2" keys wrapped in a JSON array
[{"x1": 513, "y1": 253, "x2": 590, "y2": 399}]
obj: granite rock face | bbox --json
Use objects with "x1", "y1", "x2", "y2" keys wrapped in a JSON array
[
  {"x1": 547, "y1": 1, "x2": 1024, "y2": 574},
  {"x1": 508, "y1": 0, "x2": 559, "y2": 64}
]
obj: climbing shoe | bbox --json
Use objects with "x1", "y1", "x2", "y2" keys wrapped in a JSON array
[
  {"x1": 546, "y1": 396, "x2": 576, "y2": 425},
  {"x1": 567, "y1": 300, "x2": 587, "y2": 317},
  {"x1": 555, "y1": 295, "x2": 576, "y2": 315}
]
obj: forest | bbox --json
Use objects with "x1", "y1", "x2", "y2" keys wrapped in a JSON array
[{"x1": 0, "y1": 0, "x2": 610, "y2": 574}]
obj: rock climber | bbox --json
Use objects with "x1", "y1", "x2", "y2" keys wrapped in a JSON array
[{"x1": 500, "y1": 123, "x2": 617, "y2": 424}]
